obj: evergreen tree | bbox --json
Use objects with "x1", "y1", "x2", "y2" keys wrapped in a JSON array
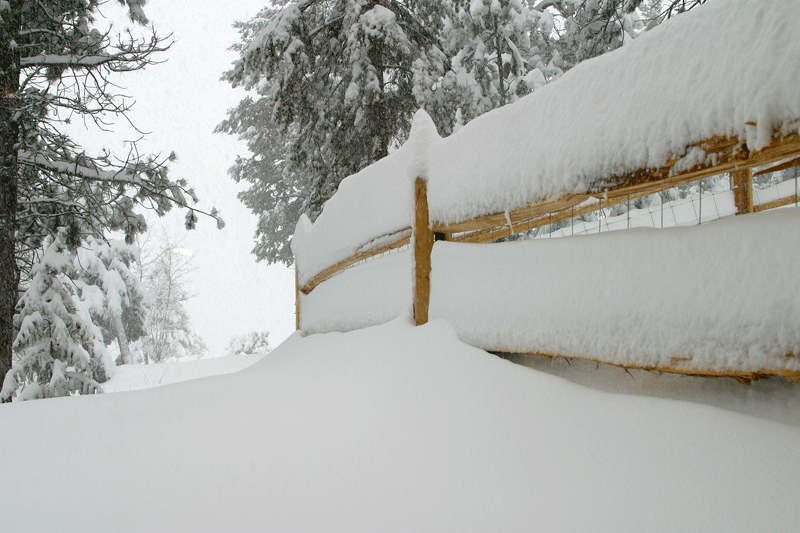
[
  {"x1": 225, "y1": 330, "x2": 270, "y2": 357},
  {"x1": 219, "y1": 0, "x2": 704, "y2": 266},
  {"x1": 1, "y1": 229, "x2": 107, "y2": 401},
  {"x1": 0, "y1": 0, "x2": 222, "y2": 390},
  {"x1": 544, "y1": 0, "x2": 707, "y2": 67},
  {"x1": 219, "y1": 0, "x2": 445, "y2": 265},
  {"x1": 420, "y1": 0, "x2": 562, "y2": 129},
  {"x1": 72, "y1": 236, "x2": 147, "y2": 365}
]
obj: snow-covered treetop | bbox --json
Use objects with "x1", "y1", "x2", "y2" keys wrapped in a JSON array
[{"x1": 294, "y1": 0, "x2": 800, "y2": 286}]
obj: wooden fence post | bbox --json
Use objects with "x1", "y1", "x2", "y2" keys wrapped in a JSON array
[
  {"x1": 414, "y1": 177, "x2": 434, "y2": 326},
  {"x1": 295, "y1": 268, "x2": 301, "y2": 331},
  {"x1": 732, "y1": 167, "x2": 754, "y2": 215}
]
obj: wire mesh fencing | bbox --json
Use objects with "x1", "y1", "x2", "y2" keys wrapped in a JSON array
[{"x1": 512, "y1": 167, "x2": 799, "y2": 242}]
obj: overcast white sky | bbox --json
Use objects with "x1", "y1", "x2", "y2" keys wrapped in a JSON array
[{"x1": 74, "y1": 0, "x2": 296, "y2": 355}]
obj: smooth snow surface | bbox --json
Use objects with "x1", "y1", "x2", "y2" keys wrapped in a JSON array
[
  {"x1": 101, "y1": 352, "x2": 265, "y2": 392},
  {"x1": 300, "y1": 249, "x2": 412, "y2": 334},
  {"x1": 1, "y1": 318, "x2": 798, "y2": 532},
  {"x1": 303, "y1": 207, "x2": 800, "y2": 374},
  {"x1": 293, "y1": 142, "x2": 414, "y2": 287},
  {"x1": 294, "y1": 0, "x2": 800, "y2": 283},
  {"x1": 430, "y1": 207, "x2": 800, "y2": 374}
]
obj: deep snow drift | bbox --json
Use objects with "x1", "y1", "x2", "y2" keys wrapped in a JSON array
[{"x1": 1, "y1": 318, "x2": 798, "y2": 532}]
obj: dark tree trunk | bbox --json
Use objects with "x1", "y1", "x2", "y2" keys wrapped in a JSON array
[
  {"x1": 112, "y1": 315, "x2": 132, "y2": 365},
  {"x1": 367, "y1": 42, "x2": 390, "y2": 162},
  {"x1": 493, "y1": 14, "x2": 506, "y2": 105},
  {"x1": 0, "y1": 3, "x2": 20, "y2": 392}
]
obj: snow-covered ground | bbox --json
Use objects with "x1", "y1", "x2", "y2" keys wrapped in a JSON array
[
  {"x1": 1, "y1": 317, "x2": 798, "y2": 532},
  {"x1": 101, "y1": 352, "x2": 265, "y2": 392}
]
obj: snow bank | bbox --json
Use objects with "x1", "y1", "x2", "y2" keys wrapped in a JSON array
[
  {"x1": 1, "y1": 318, "x2": 799, "y2": 532},
  {"x1": 430, "y1": 207, "x2": 800, "y2": 374},
  {"x1": 426, "y1": 0, "x2": 799, "y2": 225},
  {"x1": 300, "y1": 250, "x2": 412, "y2": 334},
  {"x1": 295, "y1": 0, "x2": 800, "y2": 282},
  {"x1": 293, "y1": 142, "x2": 414, "y2": 287},
  {"x1": 101, "y1": 352, "x2": 265, "y2": 392}
]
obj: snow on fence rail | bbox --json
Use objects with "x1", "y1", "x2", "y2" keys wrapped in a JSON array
[{"x1": 292, "y1": 0, "x2": 800, "y2": 381}]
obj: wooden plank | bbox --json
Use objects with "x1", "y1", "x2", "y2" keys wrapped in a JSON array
[
  {"x1": 497, "y1": 350, "x2": 800, "y2": 383},
  {"x1": 753, "y1": 155, "x2": 800, "y2": 177},
  {"x1": 451, "y1": 198, "x2": 605, "y2": 243},
  {"x1": 300, "y1": 131, "x2": 800, "y2": 296},
  {"x1": 300, "y1": 231, "x2": 411, "y2": 295},
  {"x1": 414, "y1": 178, "x2": 434, "y2": 326},
  {"x1": 442, "y1": 133, "x2": 800, "y2": 242},
  {"x1": 295, "y1": 268, "x2": 300, "y2": 331},
  {"x1": 753, "y1": 194, "x2": 799, "y2": 213},
  {"x1": 732, "y1": 168, "x2": 753, "y2": 215},
  {"x1": 435, "y1": 194, "x2": 591, "y2": 234}
]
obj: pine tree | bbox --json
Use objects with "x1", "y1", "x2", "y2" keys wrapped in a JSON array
[
  {"x1": 225, "y1": 330, "x2": 270, "y2": 357},
  {"x1": 72, "y1": 236, "x2": 147, "y2": 365},
  {"x1": 219, "y1": 0, "x2": 704, "y2": 267},
  {"x1": 0, "y1": 0, "x2": 222, "y2": 389},
  {"x1": 219, "y1": 0, "x2": 445, "y2": 265},
  {"x1": 1, "y1": 229, "x2": 107, "y2": 401},
  {"x1": 425, "y1": 0, "x2": 561, "y2": 127}
]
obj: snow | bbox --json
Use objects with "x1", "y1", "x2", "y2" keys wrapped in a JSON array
[
  {"x1": 244, "y1": 2, "x2": 301, "y2": 57},
  {"x1": 101, "y1": 352, "x2": 264, "y2": 392},
  {"x1": 429, "y1": 207, "x2": 800, "y2": 375},
  {"x1": 362, "y1": 5, "x2": 396, "y2": 28},
  {"x1": 404, "y1": 109, "x2": 442, "y2": 184},
  {"x1": 293, "y1": 143, "x2": 415, "y2": 286},
  {"x1": 301, "y1": 205, "x2": 800, "y2": 375},
  {"x1": 1, "y1": 318, "x2": 799, "y2": 532},
  {"x1": 294, "y1": 0, "x2": 800, "y2": 284},
  {"x1": 300, "y1": 249, "x2": 411, "y2": 334}
]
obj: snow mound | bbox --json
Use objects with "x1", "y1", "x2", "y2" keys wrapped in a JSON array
[
  {"x1": 1, "y1": 318, "x2": 799, "y2": 532},
  {"x1": 101, "y1": 352, "x2": 265, "y2": 392},
  {"x1": 430, "y1": 207, "x2": 800, "y2": 375}
]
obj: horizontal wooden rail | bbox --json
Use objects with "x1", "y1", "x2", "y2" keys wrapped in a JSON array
[
  {"x1": 753, "y1": 155, "x2": 800, "y2": 177},
  {"x1": 299, "y1": 229, "x2": 411, "y2": 295},
  {"x1": 434, "y1": 132, "x2": 800, "y2": 243},
  {"x1": 499, "y1": 351, "x2": 800, "y2": 384},
  {"x1": 299, "y1": 130, "x2": 800, "y2": 296},
  {"x1": 754, "y1": 194, "x2": 800, "y2": 213}
]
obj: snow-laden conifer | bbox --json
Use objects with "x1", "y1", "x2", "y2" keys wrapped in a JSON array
[
  {"x1": 1, "y1": 230, "x2": 106, "y2": 401},
  {"x1": 72, "y1": 237, "x2": 148, "y2": 365},
  {"x1": 0, "y1": 0, "x2": 224, "y2": 384},
  {"x1": 218, "y1": 0, "x2": 703, "y2": 267}
]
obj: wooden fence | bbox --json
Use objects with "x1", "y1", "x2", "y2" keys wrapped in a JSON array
[{"x1": 296, "y1": 130, "x2": 800, "y2": 382}]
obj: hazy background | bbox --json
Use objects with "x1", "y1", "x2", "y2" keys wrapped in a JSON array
[{"x1": 72, "y1": 0, "x2": 296, "y2": 355}]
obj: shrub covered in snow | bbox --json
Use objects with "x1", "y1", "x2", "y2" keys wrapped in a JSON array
[{"x1": 225, "y1": 331, "x2": 270, "y2": 357}]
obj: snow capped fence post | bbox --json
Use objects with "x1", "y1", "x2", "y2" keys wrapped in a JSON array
[
  {"x1": 291, "y1": 214, "x2": 312, "y2": 331},
  {"x1": 733, "y1": 168, "x2": 754, "y2": 215},
  {"x1": 407, "y1": 110, "x2": 440, "y2": 327},
  {"x1": 414, "y1": 178, "x2": 433, "y2": 326}
]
